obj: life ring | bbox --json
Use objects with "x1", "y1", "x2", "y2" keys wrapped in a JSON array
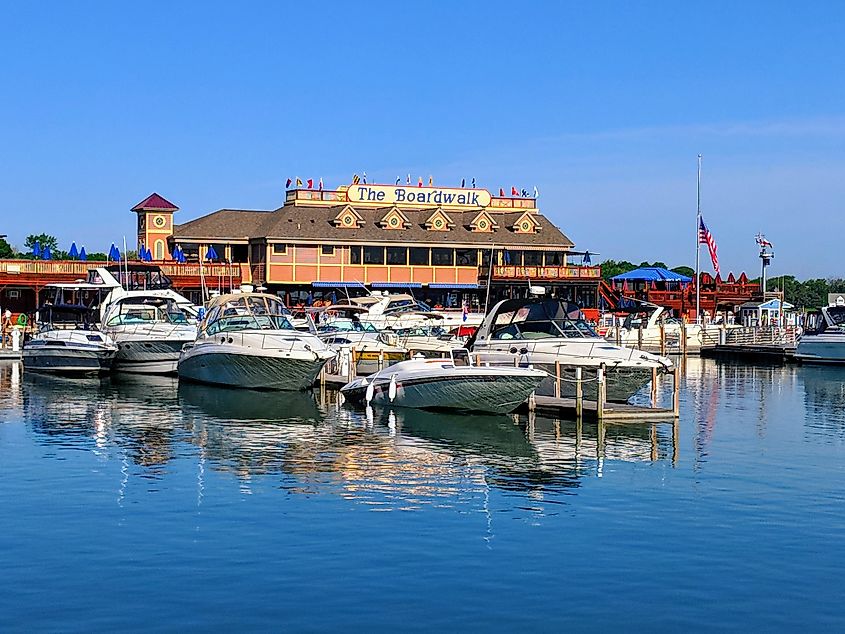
[{"x1": 16, "y1": 313, "x2": 27, "y2": 326}]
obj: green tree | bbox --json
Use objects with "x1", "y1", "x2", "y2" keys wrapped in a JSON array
[
  {"x1": 600, "y1": 259, "x2": 637, "y2": 280},
  {"x1": 672, "y1": 266, "x2": 695, "y2": 278},
  {"x1": 0, "y1": 237, "x2": 13, "y2": 258},
  {"x1": 24, "y1": 233, "x2": 59, "y2": 253}
]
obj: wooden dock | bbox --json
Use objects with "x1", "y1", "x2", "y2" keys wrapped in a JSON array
[
  {"x1": 0, "y1": 349, "x2": 21, "y2": 361},
  {"x1": 700, "y1": 343, "x2": 796, "y2": 363}
]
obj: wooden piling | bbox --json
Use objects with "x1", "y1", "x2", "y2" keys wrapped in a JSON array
[
  {"x1": 378, "y1": 349, "x2": 385, "y2": 371},
  {"x1": 348, "y1": 346, "x2": 356, "y2": 381},
  {"x1": 575, "y1": 366, "x2": 583, "y2": 419},
  {"x1": 596, "y1": 364, "x2": 606, "y2": 420},
  {"x1": 672, "y1": 366, "x2": 680, "y2": 417},
  {"x1": 680, "y1": 321, "x2": 687, "y2": 356},
  {"x1": 637, "y1": 324, "x2": 643, "y2": 350},
  {"x1": 650, "y1": 366, "x2": 658, "y2": 408},
  {"x1": 659, "y1": 320, "x2": 666, "y2": 355},
  {"x1": 554, "y1": 360, "x2": 561, "y2": 399}
]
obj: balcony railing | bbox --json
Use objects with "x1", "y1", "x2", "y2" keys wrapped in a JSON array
[
  {"x1": 490, "y1": 265, "x2": 602, "y2": 280},
  {"x1": 0, "y1": 259, "x2": 241, "y2": 279}
]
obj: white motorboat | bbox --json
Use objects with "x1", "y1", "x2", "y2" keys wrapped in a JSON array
[
  {"x1": 467, "y1": 298, "x2": 673, "y2": 402},
  {"x1": 795, "y1": 306, "x2": 845, "y2": 364},
  {"x1": 177, "y1": 293, "x2": 336, "y2": 390},
  {"x1": 340, "y1": 349, "x2": 545, "y2": 414},
  {"x1": 22, "y1": 305, "x2": 117, "y2": 375},
  {"x1": 351, "y1": 292, "x2": 483, "y2": 331},
  {"x1": 393, "y1": 323, "x2": 463, "y2": 358},
  {"x1": 315, "y1": 304, "x2": 408, "y2": 374},
  {"x1": 101, "y1": 294, "x2": 197, "y2": 374}
]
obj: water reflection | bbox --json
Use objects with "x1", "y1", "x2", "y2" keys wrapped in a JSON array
[
  {"x1": 6, "y1": 360, "x2": 681, "y2": 510},
  {"x1": 801, "y1": 365, "x2": 845, "y2": 442}
]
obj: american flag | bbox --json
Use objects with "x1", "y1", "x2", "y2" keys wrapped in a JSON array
[{"x1": 698, "y1": 216, "x2": 720, "y2": 276}]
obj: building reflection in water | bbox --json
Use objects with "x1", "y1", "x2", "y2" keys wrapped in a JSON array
[{"x1": 16, "y1": 364, "x2": 678, "y2": 515}]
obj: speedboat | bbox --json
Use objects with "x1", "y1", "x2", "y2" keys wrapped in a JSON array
[
  {"x1": 315, "y1": 304, "x2": 408, "y2": 374},
  {"x1": 22, "y1": 305, "x2": 117, "y2": 375},
  {"x1": 101, "y1": 294, "x2": 197, "y2": 374},
  {"x1": 340, "y1": 348, "x2": 545, "y2": 414},
  {"x1": 467, "y1": 297, "x2": 673, "y2": 402},
  {"x1": 177, "y1": 292, "x2": 336, "y2": 390},
  {"x1": 795, "y1": 305, "x2": 845, "y2": 364},
  {"x1": 351, "y1": 292, "x2": 483, "y2": 331},
  {"x1": 393, "y1": 323, "x2": 463, "y2": 359}
]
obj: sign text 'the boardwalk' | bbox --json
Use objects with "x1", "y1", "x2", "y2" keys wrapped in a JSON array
[{"x1": 346, "y1": 184, "x2": 492, "y2": 207}]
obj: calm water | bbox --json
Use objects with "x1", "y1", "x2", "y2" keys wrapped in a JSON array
[{"x1": 1, "y1": 358, "x2": 844, "y2": 631}]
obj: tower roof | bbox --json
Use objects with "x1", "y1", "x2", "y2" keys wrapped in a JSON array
[{"x1": 131, "y1": 193, "x2": 179, "y2": 212}]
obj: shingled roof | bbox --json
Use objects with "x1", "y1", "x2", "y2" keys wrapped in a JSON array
[{"x1": 173, "y1": 203, "x2": 574, "y2": 248}]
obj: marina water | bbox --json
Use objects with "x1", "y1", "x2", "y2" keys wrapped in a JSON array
[{"x1": 1, "y1": 358, "x2": 844, "y2": 630}]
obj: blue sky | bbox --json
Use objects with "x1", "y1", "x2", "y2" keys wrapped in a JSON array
[{"x1": 1, "y1": 1, "x2": 843, "y2": 277}]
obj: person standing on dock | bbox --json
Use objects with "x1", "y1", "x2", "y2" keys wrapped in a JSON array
[{"x1": 1, "y1": 309, "x2": 11, "y2": 348}]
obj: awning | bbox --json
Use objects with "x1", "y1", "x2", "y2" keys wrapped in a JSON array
[
  {"x1": 428, "y1": 283, "x2": 479, "y2": 289},
  {"x1": 312, "y1": 281, "x2": 361, "y2": 288},
  {"x1": 371, "y1": 282, "x2": 422, "y2": 288},
  {"x1": 611, "y1": 267, "x2": 692, "y2": 283}
]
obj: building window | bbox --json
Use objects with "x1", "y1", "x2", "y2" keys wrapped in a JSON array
[
  {"x1": 409, "y1": 247, "x2": 429, "y2": 266},
  {"x1": 321, "y1": 245, "x2": 335, "y2": 256},
  {"x1": 523, "y1": 250, "x2": 543, "y2": 266},
  {"x1": 431, "y1": 248, "x2": 454, "y2": 266},
  {"x1": 455, "y1": 249, "x2": 478, "y2": 266},
  {"x1": 155, "y1": 240, "x2": 165, "y2": 260},
  {"x1": 272, "y1": 244, "x2": 287, "y2": 255},
  {"x1": 231, "y1": 244, "x2": 249, "y2": 263},
  {"x1": 545, "y1": 251, "x2": 563, "y2": 266},
  {"x1": 387, "y1": 247, "x2": 407, "y2": 265},
  {"x1": 363, "y1": 246, "x2": 385, "y2": 265},
  {"x1": 350, "y1": 246, "x2": 362, "y2": 264}
]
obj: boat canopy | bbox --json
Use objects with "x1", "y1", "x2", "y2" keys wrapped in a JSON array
[
  {"x1": 473, "y1": 298, "x2": 597, "y2": 342},
  {"x1": 611, "y1": 267, "x2": 692, "y2": 283},
  {"x1": 202, "y1": 293, "x2": 294, "y2": 335}
]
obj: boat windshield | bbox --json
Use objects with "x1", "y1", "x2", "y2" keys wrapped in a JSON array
[
  {"x1": 106, "y1": 298, "x2": 190, "y2": 326},
  {"x1": 318, "y1": 318, "x2": 378, "y2": 333},
  {"x1": 203, "y1": 296, "x2": 294, "y2": 335},
  {"x1": 490, "y1": 300, "x2": 598, "y2": 340},
  {"x1": 822, "y1": 306, "x2": 845, "y2": 331}
]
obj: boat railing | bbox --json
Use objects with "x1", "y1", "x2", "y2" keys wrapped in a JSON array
[{"x1": 108, "y1": 322, "x2": 195, "y2": 339}]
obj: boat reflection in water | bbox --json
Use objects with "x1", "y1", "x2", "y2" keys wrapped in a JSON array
[
  {"x1": 14, "y1": 362, "x2": 677, "y2": 511},
  {"x1": 801, "y1": 364, "x2": 845, "y2": 441}
]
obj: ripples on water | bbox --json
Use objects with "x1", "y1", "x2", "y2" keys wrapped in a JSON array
[{"x1": 1, "y1": 359, "x2": 844, "y2": 630}]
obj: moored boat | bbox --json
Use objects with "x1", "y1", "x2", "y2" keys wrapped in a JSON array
[
  {"x1": 22, "y1": 306, "x2": 117, "y2": 375},
  {"x1": 177, "y1": 292, "x2": 336, "y2": 390},
  {"x1": 795, "y1": 306, "x2": 845, "y2": 364},
  {"x1": 467, "y1": 297, "x2": 673, "y2": 402},
  {"x1": 340, "y1": 348, "x2": 545, "y2": 414}
]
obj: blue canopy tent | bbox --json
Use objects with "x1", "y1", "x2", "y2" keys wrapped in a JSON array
[{"x1": 611, "y1": 267, "x2": 692, "y2": 284}]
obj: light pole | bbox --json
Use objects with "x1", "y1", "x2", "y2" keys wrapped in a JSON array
[{"x1": 756, "y1": 234, "x2": 774, "y2": 297}]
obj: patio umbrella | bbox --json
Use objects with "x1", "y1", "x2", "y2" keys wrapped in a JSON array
[
  {"x1": 32, "y1": 242, "x2": 41, "y2": 258},
  {"x1": 68, "y1": 242, "x2": 79, "y2": 259},
  {"x1": 79, "y1": 246, "x2": 87, "y2": 261},
  {"x1": 205, "y1": 245, "x2": 218, "y2": 260},
  {"x1": 108, "y1": 243, "x2": 117, "y2": 260},
  {"x1": 42, "y1": 245, "x2": 52, "y2": 260}
]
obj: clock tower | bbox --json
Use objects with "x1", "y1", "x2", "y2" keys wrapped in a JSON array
[{"x1": 131, "y1": 193, "x2": 179, "y2": 260}]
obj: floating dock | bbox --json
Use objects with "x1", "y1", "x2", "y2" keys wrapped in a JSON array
[{"x1": 700, "y1": 343, "x2": 796, "y2": 363}]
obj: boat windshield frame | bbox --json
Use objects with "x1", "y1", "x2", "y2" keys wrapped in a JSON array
[
  {"x1": 488, "y1": 300, "x2": 598, "y2": 340},
  {"x1": 202, "y1": 296, "x2": 295, "y2": 335}
]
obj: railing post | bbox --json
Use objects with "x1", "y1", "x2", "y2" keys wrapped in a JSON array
[
  {"x1": 554, "y1": 360, "x2": 561, "y2": 399},
  {"x1": 575, "y1": 366, "x2": 583, "y2": 419}
]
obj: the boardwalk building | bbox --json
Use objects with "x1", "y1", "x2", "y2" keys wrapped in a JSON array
[{"x1": 154, "y1": 183, "x2": 602, "y2": 311}]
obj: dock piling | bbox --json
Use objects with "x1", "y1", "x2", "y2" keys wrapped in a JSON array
[
  {"x1": 575, "y1": 366, "x2": 583, "y2": 420},
  {"x1": 554, "y1": 361, "x2": 561, "y2": 399},
  {"x1": 637, "y1": 324, "x2": 643, "y2": 350},
  {"x1": 672, "y1": 366, "x2": 680, "y2": 417},
  {"x1": 650, "y1": 366, "x2": 658, "y2": 408},
  {"x1": 596, "y1": 364, "x2": 606, "y2": 421}
]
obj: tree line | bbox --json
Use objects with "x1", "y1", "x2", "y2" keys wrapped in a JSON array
[{"x1": 0, "y1": 233, "x2": 109, "y2": 261}]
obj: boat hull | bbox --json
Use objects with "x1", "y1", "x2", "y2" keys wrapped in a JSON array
[
  {"x1": 795, "y1": 334, "x2": 845, "y2": 364},
  {"x1": 342, "y1": 371, "x2": 544, "y2": 414},
  {"x1": 178, "y1": 347, "x2": 329, "y2": 390},
  {"x1": 22, "y1": 347, "x2": 115, "y2": 375},
  {"x1": 113, "y1": 338, "x2": 189, "y2": 374}
]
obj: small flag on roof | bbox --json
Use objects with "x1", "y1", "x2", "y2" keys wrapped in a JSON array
[
  {"x1": 286, "y1": 178, "x2": 292, "y2": 188},
  {"x1": 307, "y1": 178, "x2": 313, "y2": 189},
  {"x1": 296, "y1": 177, "x2": 303, "y2": 187}
]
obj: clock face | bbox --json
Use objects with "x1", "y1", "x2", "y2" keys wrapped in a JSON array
[{"x1": 153, "y1": 215, "x2": 166, "y2": 228}]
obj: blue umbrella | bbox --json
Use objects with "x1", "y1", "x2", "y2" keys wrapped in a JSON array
[
  {"x1": 68, "y1": 242, "x2": 79, "y2": 259},
  {"x1": 145, "y1": 246, "x2": 153, "y2": 262},
  {"x1": 583, "y1": 250, "x2": 592, "y2": 265},
  {"x1": 32, "y1": 241, "x2": 41, "y2": 258},
  {"x1": 205, "y1": 245, "x2": 218, "y2": 260},
  {"x1": 42, "y1": 245, "x2": 52, "y2": 260},
  {"x1": 179, "y1": 249, "x2": 187, "y2": 263},
  {"x1": 79, "y1": 246, "x2": 87, "y2": 261},
  {"x1": 113, "y1": 245, "x2": 120, "y2": 261},
  {"x1": 108, "y1": 243, "x2": 117, "y2": 260}
]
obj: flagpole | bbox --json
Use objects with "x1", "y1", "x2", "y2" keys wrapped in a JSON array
[
  {"x1": 695, "y1": 154, "x2": 702, "y2": 324},
  {"x1": 483, "y1": 244, "x2": 495, "y2": 314}
]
